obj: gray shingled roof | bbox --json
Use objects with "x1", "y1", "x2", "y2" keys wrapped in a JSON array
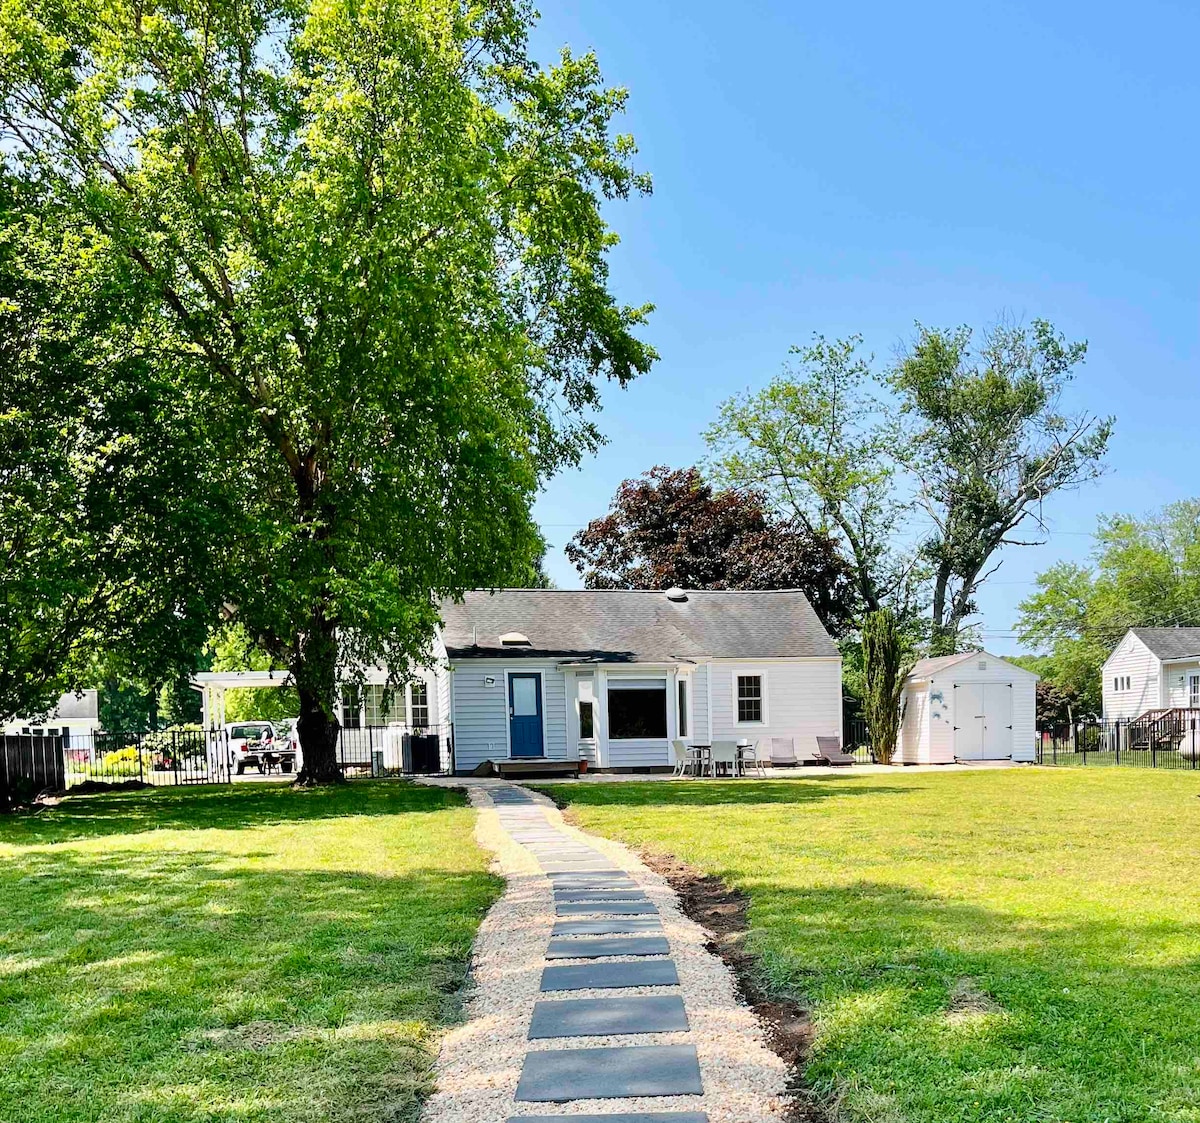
[
  {"x1": 438, "y1": 589, "x2": 838, "y2": 661},
  {"x1": 1131, "y1": 627, "x2": 1200, "y2": 660},
  {"x1": 906, "y1": 651, "x2": 979, "y2": 680}
]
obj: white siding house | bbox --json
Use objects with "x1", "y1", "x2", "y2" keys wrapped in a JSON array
[
  {"x1": 3, "y1": 690, "x2": 102, "y2": 749},
  {"x1": 897, "y1": 651, "x2": 1038, "y2": 764},
  {"x1": 437, "y1": 588, "x2": 843, "y2": 774},
  {"x1": 1102, "y1": 628, "x2": 1200, "y2": 721}
]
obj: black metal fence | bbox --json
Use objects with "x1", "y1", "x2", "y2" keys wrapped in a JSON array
[
  {"x1": 3, "y1": 733, "x2": 66, "y2": 796},
  {"x1": 61, "y1": 728, "x2": 232, "y2": 787},
  {"x1": 1036, "y1": 716, "x2": 1200, "y2": 770},
  {"x1": 335, "y1": 724, "x2": 452, "y2": 776},
  {"x1": 1, "y1": 722, "x2": 453, "y2": 795},
  {"x1": 844, "y1": 716, "x2": 875, "y2": 763}
]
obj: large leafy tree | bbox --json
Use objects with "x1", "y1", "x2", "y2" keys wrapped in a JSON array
[
  {"x1": 1016, "y1": 500, "x2": 1200, "y2": 711},
  {"x1": 893, "y1": 320, "x2": 1112, "y2": 653},
  {"x1": 0, "y1": 176, "x2": 227, "y2": 723},
  {"x1": 566, "y1": 466, "x2": 859, "y2": 636},
  {"x1": 707, "y1": 320, "x2": 1111, "y2": 652},
  {"x1": 705, "y1": 337, "x2": 917, "y2": 618},
  {"x1": 0, "y1": 0, "x2": 654, "y2": 780}
]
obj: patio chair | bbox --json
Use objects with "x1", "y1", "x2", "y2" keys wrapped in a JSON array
[
  {"x1": 707, "y1": 740, "x2": 741, "y2": 777},
  {"x1": 670, "y1": 739, "x2": 693, "y2": 777},
  {"x1": 740, "y1": 739, "x2": 767, "y2": 777},
  {"x1": 770, "y1": 736, "x2": 799, "y2": 768},
  {"x1": 814, "y1": 735, "x2": 856, "y2": 766}
]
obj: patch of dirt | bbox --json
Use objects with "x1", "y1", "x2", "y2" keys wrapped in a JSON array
[
  {"x1": 636, "y1": 847, "x2": 832, "y2": 1123},
  {"x1": 199, "y1": 1020, "x2": 296, "y2": 1051},
  {"x1": 67, "y1": 779, "x2": 150, "y2": 795},
  {"x1": 945, "y1": 976, "x2": 1003, "y2": 1023}
]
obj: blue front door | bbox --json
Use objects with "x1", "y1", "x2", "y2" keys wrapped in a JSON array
[{"x1": 509, "y1": 673, "x2": 544, "y2": 758}]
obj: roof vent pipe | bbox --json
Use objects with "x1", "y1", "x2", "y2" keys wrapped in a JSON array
[{"x1": 664, "y1": 587, "x2": 688, "y2": 602}]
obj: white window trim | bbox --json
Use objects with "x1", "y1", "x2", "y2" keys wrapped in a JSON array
[
  {"x1": 606, "y1": 672, "x2": 670, "y2": 742},
  {"x1": 676, "y1": 671, "x2": 693, "y2": 740},
  {"x1": 1189, "y1": 673, "x2": 1200, "y2": 708},
  {"x1": 578, "y1": 698, "x2": 597, "y2": 742},
  {"x1": 407, "y1": 679, "x2": 431, "y2": 727},
  {"x1": 503, "y1": 669, "x2": 548, "y2": 759},
  {"x1": 734, "y1": 669, "x2": 769, "y2": 726}
]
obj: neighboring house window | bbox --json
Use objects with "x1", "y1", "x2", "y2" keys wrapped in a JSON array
[
  {"x1": 580, "y1": 701, "x2": 595, "y2": 739},
  {"x1": 608, "y1": 679, "x2": 668, "y2": 739},
  {"x1": 677, "y1": 680, "x2": 688, "y2": 738},
  {"x1": 363, "y1": 685, "x2": 404, "y2": 725},
  {"x1": 341, "y1": 688, "x2": 363, "y2": 729},
  {"x1": 737, "y1": 675, "x2": 763, "y2": 723},
  {"x1": 410, "y1": 682, "x2": 430, "y2": 729},
  {"x1": 1190, "y1": 674, "x2": 1200, "y2": 708}
]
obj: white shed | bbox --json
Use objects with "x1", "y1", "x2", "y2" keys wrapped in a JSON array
[{"x1": 896, "y1": 651, "x2": 1038, "y2": 764}]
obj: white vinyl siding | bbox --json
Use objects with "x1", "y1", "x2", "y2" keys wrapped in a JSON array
[
  {"x1": 896, "y1": 682, "x2": 929, "y2": 764},
  {"x1": 692, "y1": 663, "x2": 710, "y2": 741},
  {"x1": 1164, "y1": 660, "x2": 1200, "y2": 708},
  {"x1": 448, "y1": 660, "x2": 567, "y2": 772},
  {"x1": 710, "y1": 660, "x2": 842, "y2": 755},
  {"x1": 1101, "y1": 633, "x2": 1162, "y2": 721}
]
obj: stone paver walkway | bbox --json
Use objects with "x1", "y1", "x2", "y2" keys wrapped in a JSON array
[{"x1": 420, "y1": 781, "x2": 786, "y2": 1123}]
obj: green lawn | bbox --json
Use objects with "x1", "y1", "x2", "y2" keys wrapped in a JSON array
[
  {"x1": 542, "y1": 770, "x2": 1200, "y2": 1123},
  {"x1": 0, "y1": 782, "x2": 500, "y2": 1123}
]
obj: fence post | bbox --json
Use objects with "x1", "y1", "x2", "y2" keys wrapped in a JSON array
[
  {"x1": 1193, "y1": 720, "x2": 1197, "y2": 770},
  {"x1": 368, "y1": 724, "x2": 376, "y2": 777},
  {"x1": 1115, "y1": 719, "x2": 1120, "y2": 765},
  {"x1": 138, "y1": 732, "x2": 145, "y2": 784}
]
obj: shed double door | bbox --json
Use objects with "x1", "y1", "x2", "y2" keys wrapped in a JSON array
[{"x1": 953, "y1": 683, "x2": 1012, "y2": 759}]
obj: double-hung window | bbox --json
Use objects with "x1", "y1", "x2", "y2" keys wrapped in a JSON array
[
  {"x1": 409, "y1": 682, "x2": 430, "y2": 728},
  {"x1": 737, "y1": 674, "x2": 763, "y2": 723}
]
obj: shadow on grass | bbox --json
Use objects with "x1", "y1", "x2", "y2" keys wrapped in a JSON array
[
  {"x1": 739, "y1": 876, "x2": 1200, "y2": 1120},
  {"x1": 535, "y1": 776, "x2": 917, "y2": 809},
  {"x1": 0, "y1": 779, "x2": 463, "y2": 844},
  {"x1": 0, "y1": 839, "x2": 499, "y2": 1123}
]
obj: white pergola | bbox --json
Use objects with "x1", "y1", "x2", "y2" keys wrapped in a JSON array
[{"x1": 191, "y1": 670, "x2": 294, "y2": 728}]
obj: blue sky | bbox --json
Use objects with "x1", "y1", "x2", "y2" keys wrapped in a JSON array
[{"x1": 527, "y1": 1, "x2": 1199, "y2": 653}]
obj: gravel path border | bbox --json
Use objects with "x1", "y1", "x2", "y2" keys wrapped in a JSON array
[{"x1": 420, "y1": 780, "x2": 787, "y2": 1123}]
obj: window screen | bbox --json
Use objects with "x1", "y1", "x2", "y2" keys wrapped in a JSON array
[
  {"x1": 677, "y1": 680, "x2": 688, "y2": 737},
  {"x1": 579, "y1": 701, "x2": 594, "y2": 739}
]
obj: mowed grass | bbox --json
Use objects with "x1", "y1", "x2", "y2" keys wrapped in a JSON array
[
  {"x1": 542, "y1": 770, "x2": 1200, "y2": 1123},
  {"x1": 0, "y1": 782, "x2": 500, "y2": 1123}
]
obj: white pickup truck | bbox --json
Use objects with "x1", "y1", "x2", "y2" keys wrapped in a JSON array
[{"x1": 223, "y1": 721, "x2": 299, "y2": 775}]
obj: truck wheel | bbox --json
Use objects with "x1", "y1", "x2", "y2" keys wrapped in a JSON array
[
  {"x1": 236, "y1": 762, "x2": 245, "y2": 775},
  {"x1": 281, "y1": 761, "x2": 293, "y2": 773}
]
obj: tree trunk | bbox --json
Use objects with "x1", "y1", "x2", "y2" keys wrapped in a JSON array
[
  {"x1": 294, "y1": 609, "x2": 343, "y2": 785},
  {"x1": 929, "y1": 565, "x2": 953, "y2": 655}
]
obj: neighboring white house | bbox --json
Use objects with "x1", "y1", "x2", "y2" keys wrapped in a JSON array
[
  {"x1": 896, "y1": 651, "x2": 1038, "y2": 764},
  {"x1": 438, "y1": 587, "x2": 843, "y2": 774},
  {"x1": 1102, "y1": 628, "x2": 1200, "y2": 721},
  {"x1": 2, "y1": 689, "x2": 102, "y2": 749}
]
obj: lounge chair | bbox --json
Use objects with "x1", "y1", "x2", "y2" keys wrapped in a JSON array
[
  {"x1": 770, "y1": 737, "x2": 798, "y2": 768},
  {"x1": 814, "y1": 736, "x2": 856, "y2": 766}
]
